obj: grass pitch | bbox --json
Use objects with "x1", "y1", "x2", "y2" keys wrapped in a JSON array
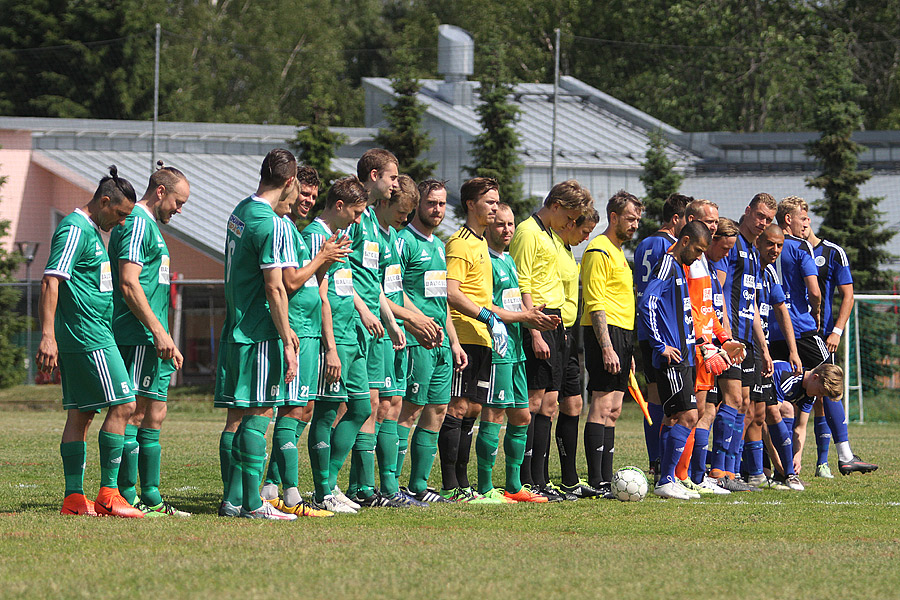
[{"x1": 1, "y1": 387, "x2": 898, "y2": 600}]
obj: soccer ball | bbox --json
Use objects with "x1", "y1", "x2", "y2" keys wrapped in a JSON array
[{"x1": 612, "y1": 466, "x2": 649, "y2": 502}]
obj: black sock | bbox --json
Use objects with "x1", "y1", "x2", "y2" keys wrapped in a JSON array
[
  {"x1": 556, "y1": 413, "x2": 580, "y2": 486},
  {"x1": 601, "y1": 426, "x2": 616, "y2": 483},
  {"x1": 455, "y1": 416, "x2": 476, "y2": 489},
  {"x1": 543, "y1": 420, "x2": 551, "y2": 486},
  {"x1": 521, "y1": 416, "x2": 535, "y2": 486},
  {"x1": 584, "y1": 422, "x2": 606, "y2": 488},
  {"x1": 531, "y1": 414, "x2": 552, "y2": 488},
  {"x1": 438, "y1": 415, "x2": 461, "y2": 490}
]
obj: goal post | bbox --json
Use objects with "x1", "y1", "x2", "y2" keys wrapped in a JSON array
[{"x1": 843, "y1": 294, "x2": 900, "y2": 423}]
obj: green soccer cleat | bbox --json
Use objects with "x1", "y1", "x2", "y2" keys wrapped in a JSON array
[
  {"x1": 815, "y1": 463, "x2": 834, "y2": 478},
  {"x1": 466, "y1": 489, "x2": 506, "y2": 504},
  {"x1": 141, "y1": 500, "x2": 192, "y2": 518}
]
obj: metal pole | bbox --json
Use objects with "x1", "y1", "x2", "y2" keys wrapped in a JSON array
[
  {"x1": 550, "y1": 27, "x2": 560, "y2": 185},
  {"x1": 25, "y1": 263, "x2": 33, "y2": 385},
  {"x1": 152, "y1": 22, "x2": 160, "y2": 174},
  {"x1": 843, "y1": 300, "x2": 851, "y2": 409},
  {"x1": 854, "y1": 303, "x2": 863, "y2": 423}
]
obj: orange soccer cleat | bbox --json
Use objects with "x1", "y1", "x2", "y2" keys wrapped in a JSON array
[
  {"x1": 503, "y1": 487, "x2": 549, "y2": 503},
  {"x1": 60, "y1": 493, "x2": 98, "y2": 516},
  {"x1": 94, "y1": 487, "x2": 144, "y2": 518}
]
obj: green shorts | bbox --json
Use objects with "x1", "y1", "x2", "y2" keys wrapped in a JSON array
[
  {"x1": 380, "y1": 336, "x2": 407, "y2": 397},
  {"x1": 363, "y1": 328, "x2": 385, "y2": 390},
  {"x1": 119, "y1": 345, "x2": 176, "y2": 402},
  {"x1": 317, "y1": 342, "x2": 369, "y2": 403},
  {"x1": 214, "y1": 339, "x2": 286, "y2": 409},
  {"x1": 60, "y1": 347, "x2": 135, "y2": 412},
  {"x1": 487, "y1": 361, "x2": 528, "y2": 409},
  {"x1": 405, "y1": 344, "x2": 452, "y2": 406},
  {"x1": 284, "y1": 337, "x2": 320, "y2": 407}
]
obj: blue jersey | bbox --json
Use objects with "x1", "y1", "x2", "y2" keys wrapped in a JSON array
[
  {"x1": 814, "y1": 239, "x2": 853, "y2": 334},
  {"x1": 772, "y1": 360, "x2": 809, "y2": 406},
  {"x1": 771, "y1": 234, "x2": 817, "y2": 340},
  {"x1": 758, "y1": 264, "x2": 786, "y2": 343},
  {"x1": 634, "y1": 231, "x2": 677, "y2": 341},
  {"x1": 639, "y1": 253, "x2": 696, "y2": 370},
  {"x1": 715, "y1": 233, "x2": 760, "y2": 345}
]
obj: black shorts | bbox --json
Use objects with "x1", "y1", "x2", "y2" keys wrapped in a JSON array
[
  {"x1": 639, "y1": 339, "x2": 659, "y2": 385},
  {"x1": 523, "y1": 308, "x2": 566, "y2": 392},
  {"x1": 658, "y1": 363, "x2": 697, "y2": 417},
  {"x1": 751, "y1": 354, "x2": 775, "y2": 405},
  {"x1": 769, "y1": 334, "x2": 829, "y2": 369},
  {"x1": 707, "y1": 383, "x2": 721, "y2": 406},
  {"x1": 583, "y1": 324, "x2": 634, "y2": 394},
  {"x1": 451, "y1": 343, "x2": 492, "y2": 403},
  {"x1": 560, "y1": 325, "x2": 583, "y2": 398},
  {"x1": 718, "y1": 340, "x2": 755, "y2": 387}
]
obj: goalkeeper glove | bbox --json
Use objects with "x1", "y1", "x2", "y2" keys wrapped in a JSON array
[
  {"x1": 477, "y1": 307, "x2": 508, "y2": 358},
  {"x1": 699, "y1": 342, "x2": 730, "y2": 376}
]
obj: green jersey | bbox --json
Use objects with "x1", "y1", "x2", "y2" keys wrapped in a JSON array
[
  {"x1": 378, "y1": 222, "x2": 404, "y2": 331},
  {"x1": 397, "y1": 224, "x2": 447, "y2": 348},
  {"x1": 43, "y1": 208, "x2": 116, "y2": 352},
  {"x1": 489, "y1": 249, "x2": 525, "y2": 364},
  {"x1": 302, "y1": 218, "x2": 361, "y2": 345},
  {"x1": 222, "y1": 196, "x2": 297, "y2": 344},
  {"x1": 109, "y1": 203, "x2": 171, "y2": 346},
  {"x1": 348, "y1": 205, "x2": 382, "y2": 312},
  {"x1": 282, "y1": 216, "x2": 321, "y2": 339}
]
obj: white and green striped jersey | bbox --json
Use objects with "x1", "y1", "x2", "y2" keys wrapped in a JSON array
[
  {"x1": 221, "y1": 196, "x2": 297, "y2": 344},
  {"x1": 490, "y1": 249, "x2": 525, "y2": 364},
  {"x1": 348, "y1": 206, "x2": 382, "y2": 312},
  {"x1": 302, "y1": 218, "x2": 361, "y2": 345},
  {"x1": 282, "y1": 215, "x2": 322, "y2": 339},
  {"x1": 109, "y1": 203, "x2": 171, "y2": 346},
  {"x1": 43, "y1": 208, "x2": 116, "y2": 352},
  {"x1": 378, "y1": 222, "x2": 404, "y2": 333},
  {"x1": 397, "y1": 224, "x2": 448, "y2": 348}
]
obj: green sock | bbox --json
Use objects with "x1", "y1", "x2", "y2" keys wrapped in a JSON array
[
  {"x1": 396, "y1": 424, "x2": 411, "y2": 478},
  {"x1": 504, "y1": 423, "x2": 529, "y2": 493},
  {"x1": 219, "y1": 430, "x2": 235, "y2": 487},
  {"x1": 118, "y1": 424, "x2": 139, "y2": 503},
  {"x1": 309, "y1": 403, "x2": 338, "y2": 502},
  {"x1": 297, "y1": 420, "x2": 309, "y2": 440},
  {"x1": 356, "y1": 431, "x2": 377, "y2": 498},
  {"x1": 328, "y1": 396, "x2": 371, "y2": 491},
  {"x1": 60, "y1": 441, "x2": 87, "y2": 497},
  {"x1": 224, "y1": 423, "x2": 244, "y2": 506},
  {"x1": 98, "y1": 430, "x2": 125, "y2": 489},
  {"x1": 408, "y1": 427, "x2": 439, "y2": 494},
  {"x1": 273, "y1": 416, "x2": 300, "y2": 489},
  {"x1": 476, "y1": 421, "x2": 502, "y2": 494},
  {"x1": 240, "y1": 415, "x2": 270, "y2": 512},
  {"x1": 376, "y1": 419, "x2": 400, "y2": 495},
  {"x1": 137, "y1": 428, "x2": 162, "y2": 506}
]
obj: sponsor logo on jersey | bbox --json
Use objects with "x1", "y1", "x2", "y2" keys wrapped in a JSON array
[
  {"x1": 742, "y1": 274, "x2": 755, "y2": 289},
  {"x1": 703, "y1": 288, "x2": 712, "y2": 301},
  {"x1": 228, "y1": 214, "x2": 245, "y2": 238}
]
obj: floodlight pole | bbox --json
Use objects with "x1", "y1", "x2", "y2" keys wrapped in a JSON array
[
  {"x1": 16, "y1": 242, "x2": 39, "y2": 385},
  {"x1": 550, "y1": 28, "x2": 560, "y2": 185},
  {"x1": 152, "y1": 22, "x2": 160, "y2": 174}
]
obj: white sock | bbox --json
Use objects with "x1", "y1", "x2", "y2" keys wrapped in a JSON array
[
  {"x1": 284, "y1": 486, "x2": 302, "y2": 507},
  {"x1": 836, "y1": 441, "x2": 854, "y2": 462},
  {"x1": 260, "y1": 482, "x2": 279, "y2": 500}
]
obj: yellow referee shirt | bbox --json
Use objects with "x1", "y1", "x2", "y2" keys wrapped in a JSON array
[
  {"x1": 509, "y1": 215, "x2": 565, "y2": 309},
  {"x1": 554, "y1": 231, "x2": 579, "y2": 328},
  {"x1": 580, "y1": 233, "x2": 635, "y2": 330},
  {"x1": 446, "y1": 226, "x2": 492, "y2": 347}
]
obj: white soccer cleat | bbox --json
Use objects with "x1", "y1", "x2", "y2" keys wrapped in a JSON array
[
  {"x1": 653, "y1": 481, "x2": 692, "y2": 499},
  {"x1": 700, "y1": 475, "x2": 731, "y2": 494},
  {"x1": 674, "y1": 479, "x2": 701, "y2": 499},
  {"x1": 786, "y1": 474, "x2": 805, "y2": 491},
  {"x1": 240, "y1": 502, "x2": 297, "y2": 520},
  {"x1": 323, "y1": 495, "x2": 358, "y2": 514},
  {"x1": 332, "y1": 486, "x2": 361, "y2": 510}
]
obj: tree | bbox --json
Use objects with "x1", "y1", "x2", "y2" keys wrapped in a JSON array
[
  {"x1": 636, "y1": 130, "x2": 683, "y2": 244},
  {"x1": 374, "y1": 47, "x2": 436, "y2": 183},
  {"x1": 806, "y1": 32, "x2": 896, "y2": 291},
  {"x1": 465, "y1": 47, "x2": 531, "y2": 220},
  {"x1": 0, "y1": 163, "x2": 27, "y2": 388}
]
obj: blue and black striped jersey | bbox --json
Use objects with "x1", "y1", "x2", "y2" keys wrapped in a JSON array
[
  {"x1": 771, "y1": 234, "x2": 817, "y2": 340},
  {"x1": 638, "y1": 253, "x2": 696, "y2": 370},
  {"x1": 714, "y1": 233, "x2": 760, "y2": 345},
  {"x1": 758, "y1": 264, "x2": 786, "y2": 343},
  {"x1": 634, "y1": 231, "x2": 677, "y2": 342},
  {"x1": 814, "y1": 239, "x2": 853, "y2": 334}
]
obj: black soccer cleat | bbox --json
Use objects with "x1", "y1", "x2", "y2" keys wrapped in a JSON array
[{"x1": 838, "y1": 455, "x2": 878, "y2": 475}]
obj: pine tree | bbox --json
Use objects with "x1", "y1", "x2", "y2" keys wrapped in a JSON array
[
  {"x1": 291, "y1": 89, "x2": 347, "y2": 222},
  {"x1": 465, "y1": 47, "x2": 532, "y2": 221},
  {"x1": 0, "y1": 164, "x2": 27, "y2": 388},
  {"x1": 636, "y1": 130, "x2": 683, "y2": 245},
  {"x1": 806, "y1": 32, "x2": 895, "y2": 291},
  {"x1": 374, "y1": 47, "x2": 436, "y2": 183}
]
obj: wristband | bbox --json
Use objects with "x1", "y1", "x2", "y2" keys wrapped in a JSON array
[{"x1": 832, "y1": 327, "x2": 843, "y2": 337}]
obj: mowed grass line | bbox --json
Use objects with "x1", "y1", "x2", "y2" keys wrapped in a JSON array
[{"x1": 1, "y1": 391, "x2": 898, "y2": 600}]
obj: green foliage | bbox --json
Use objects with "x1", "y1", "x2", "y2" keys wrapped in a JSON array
[
  {"x1": 636, "y1": 130, "x2": 683, "y2": 243},
  {"x1": 465, "y1": 47, "x2": 531, "y2": 221},
  {"x1": 0, "y1": 165, "x2": 26, "y2": 388},
  {"x1": 292, "y1": 92, "x2": 348, "y2": 223},
  {"x1": 374, "y1": 46, "x2": 436, "y2": 183},
  {"x1": 806, "y1": 32, "x2": 896, "y2": 291}
]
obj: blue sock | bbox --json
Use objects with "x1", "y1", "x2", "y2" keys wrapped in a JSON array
[
  {"x1": 814, "y1": 416, "x2": 831, "y2": 465},
  {"x1": 710, "y1": 405, "x2": 737, "y2": 472},
  {"x1": 783, "y1": 416, "x2": 794, "y2": 438},
  {"x1": 769, "y1": 419, "x2": 795, "y2": 476},
  {"x1": 724, "y1": 410, "x2": 744, "y2": 474},
  {"x1": 645, "y1": 404, "x2": 664, "y2": 463},
  {"x1": 744, "y1": 440, "x2": 764, "y2": 476},
  {"x1": 658, "y1": 425, "x2": 672, "y2": 478},
  {"x1": 660, "y1": 424, "x2": 690, "y2": 485},
  {"x1": 735, "y1": 437, "x2": 745, "y2": 475},
  {"x1": 690, "y1": 427, "x2": 710, "y2": 484},
  {"x1": 823, "y1": 399, "x2": 849, "y2": 444}
]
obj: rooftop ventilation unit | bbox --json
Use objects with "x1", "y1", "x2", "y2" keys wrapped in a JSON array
[{"x1": 437, "y1": 25, "x2": 475, "y2": 106}]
